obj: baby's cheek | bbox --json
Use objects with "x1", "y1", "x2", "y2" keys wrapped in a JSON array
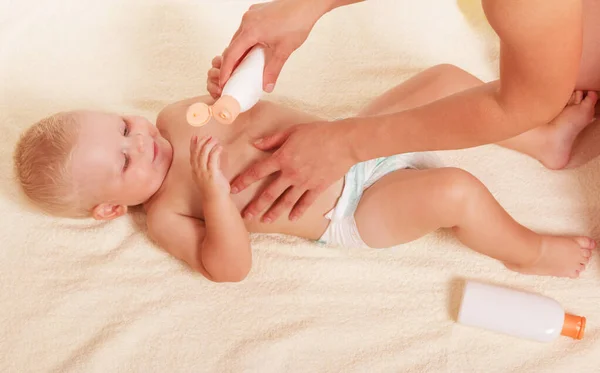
[
  {"x1": 128, "y1": 167, "x2": 147, "y2": 184},
  {"x1": 136, "y1": 167, "x2": 159, "y2": 186}
]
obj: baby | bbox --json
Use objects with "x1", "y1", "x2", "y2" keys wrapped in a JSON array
[{"x1": 13, "y1": 60, "x2": 596, "y2": 282}]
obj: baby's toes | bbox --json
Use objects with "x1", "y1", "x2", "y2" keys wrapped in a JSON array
[
  {"x1": 579, "y1": 250, "x2": 591, "y2": 264},
  {"x1": 569, "y1": 270, "x2": 580, "y2": 279},
  {"x1": 583, "y1": 91, "x2": 599, "y2": 107},
  {"x1": 574, "y1": 236, "x2": 595, "y2": 249},
  {"x1": 581, "y1": 248, "x2": 592, "y2": 262},
  {"x1": 574, "y1": 263, "x2": 586, "y2": 278},
  {"x1": 568, "y1": 92, "x2": 577, "y2": 105},
  {"x1": 573, "y1": 90, "x2": 584, "y2": 105}
]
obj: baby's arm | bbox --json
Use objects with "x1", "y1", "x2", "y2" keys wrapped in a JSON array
[{"x1": 147, "y1": 136, "x2": 251, "y2": 282}]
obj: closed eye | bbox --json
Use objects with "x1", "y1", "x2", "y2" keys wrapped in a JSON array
[
  {"x1": 122, "y1": 119, "x2": 130, "y2": 172},
  {"x1": 123, "y1": 153, "x2": 130, "y2": 172},
  {"x1": 123, "y1": 120, "x2": 130, "y2": 136}
]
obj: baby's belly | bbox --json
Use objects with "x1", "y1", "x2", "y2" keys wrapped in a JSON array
[
  {"x1": 243, "y1": 178, "x2": 344, "y2": 240},
  {"x1": 233, "y1": 173, "x2": 343, "y2": 241},
  {"x1": 210, "y1": 126, "x2": 344, "y2": 240},
  {"x1": 225, "y1": 148, "x2": 343, "y2": 240}
]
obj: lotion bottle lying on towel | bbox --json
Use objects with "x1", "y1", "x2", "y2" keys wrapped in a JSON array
[
  {"x1": 187, "y1": 46, "x2": 266, "y2": 126},
  {"x1": 457, "y1": 280, "x2": 585, "y2": 342}
]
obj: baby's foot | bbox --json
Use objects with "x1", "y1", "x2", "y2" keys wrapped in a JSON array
[
  {"x1": 538, "y1": 91, "x2": 598, "y2": 170},
  {"x1": 506, "y1": 235, "x2": 595, "y2": 278}
]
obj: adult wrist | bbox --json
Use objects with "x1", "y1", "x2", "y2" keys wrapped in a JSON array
[
  {"x1": 303, "y1": 0, "x2": 334, "y2": 23},
  {"x1": 334, "y1": 117, "x2": 364, "y2": 165}
]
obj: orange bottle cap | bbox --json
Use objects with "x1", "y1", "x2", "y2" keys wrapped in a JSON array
[
  {"x1": 211, "y1": 95, "x2": 241, "y2": 125},
  {"x1": 186, "y1": 102, "x2": 212, "y2": 127},
  {"x1": 561, "y1": 313, "x2": 586, "y2": 340}
]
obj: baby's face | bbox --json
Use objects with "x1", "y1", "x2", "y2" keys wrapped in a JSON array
[{"x1": 69, "y1": 111, "x2": 173, "y2": 218}]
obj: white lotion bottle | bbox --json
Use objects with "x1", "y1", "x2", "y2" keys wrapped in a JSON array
[
  {"x1": 457, "y1": 281, "x2": 585, "y2": 342},
  {"x1": 187, "y1": 46, "x2": 266, "y2": 126}
]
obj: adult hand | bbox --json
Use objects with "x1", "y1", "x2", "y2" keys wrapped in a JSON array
[
  {"x1": 207, "y1": 55, "x2": 223, "y2": 99},
  {"x1": 230, "y1": 120, "x2": 357, "y2": 222},
  {"x1": 219, "y1": 0, "x2": 329, "y2": 94}
]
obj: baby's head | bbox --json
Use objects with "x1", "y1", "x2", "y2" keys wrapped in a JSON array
[{"x1": 14, "y1": 110, "x2": 173, "y2": 219}]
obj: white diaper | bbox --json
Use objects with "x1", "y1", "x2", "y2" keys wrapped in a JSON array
[{"x1": 317, "y1": 153, "x2": 434, "y2": 249}]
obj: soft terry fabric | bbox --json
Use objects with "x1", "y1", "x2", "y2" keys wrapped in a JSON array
[{"x1": 2, "y1": 1, "x2": 600, "y2": 372}]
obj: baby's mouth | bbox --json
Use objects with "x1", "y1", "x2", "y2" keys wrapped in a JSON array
[{"x1": 152, "y1": 140, "x2": 158, "y2": 163}]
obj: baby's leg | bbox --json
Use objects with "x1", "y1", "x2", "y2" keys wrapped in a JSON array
[
  {"x1": 359, "y1": 64, "x2": 597, "y2": 170},
  {"x1": 354, "y1": 168, "x2": 594, "y2": 278},
  {"x1": 357, "y1": 64, "x2": 485, "y2": 117}
]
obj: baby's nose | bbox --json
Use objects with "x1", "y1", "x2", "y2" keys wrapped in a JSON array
[{"x1": 136, "y1": 135, "x2": 145, "y2": 153}]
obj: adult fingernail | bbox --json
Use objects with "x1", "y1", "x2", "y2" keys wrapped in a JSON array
[{"x1": 265, "y1": 84, "x2": 274, "y2": 93}]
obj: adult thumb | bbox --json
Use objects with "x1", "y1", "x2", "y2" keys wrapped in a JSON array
[{"x1": 263, "y1": 48, "x2": 290, "y2": 93}]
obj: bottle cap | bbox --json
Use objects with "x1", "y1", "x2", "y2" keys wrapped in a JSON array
[
  {"x1": 211, "y1": 95, "x2": 241, "y2": 125},
  {"x1": 561, "y1": 313, "x2": 586, "y2": 340},
  {"x1": 186, "y1": 102, "x2": 212, "y2": 127}
]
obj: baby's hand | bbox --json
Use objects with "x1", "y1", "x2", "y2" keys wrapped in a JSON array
[
  {"x1": 207, "y1": 56, "x2": 223, "y2": 99},
  {"x1": 190, "y1": 135, "x2": 230, "y2": 196}
]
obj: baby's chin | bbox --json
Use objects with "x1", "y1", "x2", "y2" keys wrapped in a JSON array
[{"x1": 138, "y1": 176, "x2": 168, "y2": 204}]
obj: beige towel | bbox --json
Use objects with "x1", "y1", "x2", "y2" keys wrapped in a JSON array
[{"x1": 1, "y1": 0, "x2": 600, "y2": 372}]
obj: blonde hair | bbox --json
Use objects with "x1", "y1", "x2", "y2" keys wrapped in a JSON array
[{"x1": 13, "y1": 112, "x2": 88, "y2": 218}]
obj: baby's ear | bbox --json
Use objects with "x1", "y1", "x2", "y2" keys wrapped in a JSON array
[{"x1": 91, "y1": 203, "x2": 128, "y2": 220}]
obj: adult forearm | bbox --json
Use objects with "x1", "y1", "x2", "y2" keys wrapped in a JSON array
[
  {"x1": 326, "y1": 0, "x2": 365, "y2": 11},
  {"x1": 346, "y1": 81, "x2": 559, "y2": 160}
]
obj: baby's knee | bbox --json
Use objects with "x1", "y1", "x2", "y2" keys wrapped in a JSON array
[{"x1": 436, "y1": 167, "x2": 487, "y2": 207}]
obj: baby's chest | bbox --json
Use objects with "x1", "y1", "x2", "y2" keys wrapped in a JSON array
[{"x1": 163, "y1": 153, "x2": 255, "y2": 218}]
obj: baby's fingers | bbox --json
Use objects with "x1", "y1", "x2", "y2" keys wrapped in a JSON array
[
  {"x1": 200, "y1": 137, "x2": 217, "y2": 171},
  {"x1": 190, "y1": 136, "x2": 210, "y2": 168},
  {"x1": 190, "y1": 136, "x2": 198, "y2": 167},
  {"x1": 208, "y1": 144, "x2": 223, "y2": 173}
]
